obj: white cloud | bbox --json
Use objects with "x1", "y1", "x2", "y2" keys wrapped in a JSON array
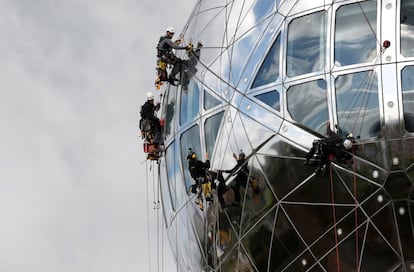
[{"x1": 0, "y1": 0, "x2": 194, "y2": 271}]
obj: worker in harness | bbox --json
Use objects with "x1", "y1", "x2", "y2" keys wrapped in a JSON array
[
  {"x1": 156, "y1": 26, "x2": 190, "y2": 86},
  {"x1": 140, "y1": 92, "x2": 162, "y2": 159},
  {"x1": 181, "y1": 40, "x2": 203, "y2": 91},
  {"x1": 187, "y1": 148, "x2": 210, "y2": 211},
  {"x1": 221, "y1": 151, "x2": 260, "y2": 206},
  {"x1": 304, "y1": 122, "x2": 354, "y2": 175}
]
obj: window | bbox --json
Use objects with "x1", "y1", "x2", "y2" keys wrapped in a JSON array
[
  {"x1": 204, "y1": 90, "x2": 221, "y2": 110},
  {"x1": 287, "y1": 80, "x2": 328, "y2": 134},
  {"x1": 335, "y1": 1, "x2": 377, "y2": 66},
  {"x1": 335, "y1": 71, "x2": 380, "y2": 138},
  {"x1": 287, "y1": 11, "x2": 326, "y2": 77},
  {"x1": 165, "y1": 142, "x2": 186, "y2": 208},
  {"x1": 254, "y1": 90, "x2": 280, "y2": 111},
  {"x1": 164, "y1": 87, "x2": 177, "y2": 138},
  {"x1": 401, "y1": 66, "x2": 414, "y2": 132},
  {"x1": 165, "y1": 143, "x2": 177, "y2": 209},
  {"x1": 252, "y1": 35, "x2": 280, "y2": 88},
  {"x1": 180, "y1": 81, "x2": 200, "y2": 125},
  {"x1": 204, "y1": 111, "x2": 224, "y2": 156},
  {"x1": 401, "y1": 0, "x2": 414, "y2": 57}
]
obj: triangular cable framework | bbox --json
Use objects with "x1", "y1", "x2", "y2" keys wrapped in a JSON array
[{"x1": 149, "y1": 1, "x2": 413, "y2": 271}]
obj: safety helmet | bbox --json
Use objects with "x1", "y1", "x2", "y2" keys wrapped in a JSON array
[
  {"x1": 238, "y1": 151, "x2": 246, "y2": 159},
  {"x1": 146, "y1": 92, "x2": 154, "y2": 101},
  {"x1": 187, "y1": 148, "x2": 197, "y2": 160},
  {"x1": 166, "y1": 26, "x2": 175, "y2": 33},
  {"x1": 342, "y1": 139, "x2": 353, "y2": 150}
]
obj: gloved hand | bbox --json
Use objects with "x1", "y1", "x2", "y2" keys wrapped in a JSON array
[{"x1": 186, "y1": 44, "x2": 193, "y2": 52}]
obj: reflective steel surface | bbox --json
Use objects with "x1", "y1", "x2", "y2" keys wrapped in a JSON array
[{"x1": 159, "y1": 0, "x2": 414, "y2": 271}]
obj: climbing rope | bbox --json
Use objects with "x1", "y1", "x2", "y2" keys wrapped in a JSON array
[
  {"x1": 358, "y1": 1, "x2": 381, "y2": 49},
  {"x1": 145, "y1": 158, "x2": 166, "y2": 272},
  {"x1": 329, "y1": 165, "x2": 341, "y2": 272},
  {"x1": 335, "y1": 1, "x2": 387, "y2": 139},
  {"x1": 145, "y1": 160, "x2": 153, "y2": 272},
  {"x1": 352, "y1": 146, "x2": 359, "y2": 272}
]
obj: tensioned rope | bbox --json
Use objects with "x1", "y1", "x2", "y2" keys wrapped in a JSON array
[
  {"x1": 329, "y1": 163, "x2": 341, "y2": 272},
  {"x1": 335, "y1": 5, "x2": 382, "y2": 270},
  {"x1": 333, "y1": 1, "x2": 385, "y2": 139},
  {"x1": 154, "y1": 162, "x2": 161, "y2": 272},
  {"x1": 352, "y1": 146, "x2": 359, "y2": 272},
  {"x1": 338, "y1": 66, "x2": 378, "y2": 138},
  {"x1": 358, "y1": 2, "x2": 381, "y2": 48},
  {"x1": 146, "y1": 160, "x2": 152, "y2": 272}
]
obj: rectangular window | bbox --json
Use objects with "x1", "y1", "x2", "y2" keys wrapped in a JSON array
[
  {"x1": 401, "y1": 66, "x2": 414, "y2": 132},
  {"x1": 335, "y1": 71, "x2": 380, "y2": 138},
  {"x1": 287, "y1": 11, "x2": 326, "y2": 77},
  {"x1": 335, "y1": 1, "x2": 377, "y2": 66},
  {"x1": 204, "y1": 111, "x2": 224, "y2": 156},
  {"x1": 287, "y1": 80, "x2": 328, "y2": 134},
  {"x1": 180, "y1": 82, "x2": 200, "y2": 125}
]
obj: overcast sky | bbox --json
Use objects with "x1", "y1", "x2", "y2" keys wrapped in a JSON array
[{"x1": 0, "y1": 1, "x2": 193, "y2": 271}]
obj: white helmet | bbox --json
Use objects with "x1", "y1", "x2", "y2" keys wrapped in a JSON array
[
  {"x1": 146, "y1": 92, "x2": 154, "y2": 101},
  {"x1": 343, "y1": 139, "x2": 353, "y2": 150},
  {"x1": 166, "y1": 26, "x2": 175, "y2": 33}
]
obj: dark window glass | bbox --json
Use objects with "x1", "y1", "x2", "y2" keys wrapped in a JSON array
[
  {"x1": 180, "y1": 125, "x2": 201, "y2": 191},
  {"x1": 180, "y1": 81, "x2": 200, "y2": 125},
  {"x1": 335, "y1": 1, "x2": 377, "y2": 66},
  {"x1": 335, "y1": 71, "x2": 380, "y2": 138},
  {"x1": 204, "y1": 90, "x2": 221, "y2": 110},
  {"x1": 401, "y1": 0, "x2": 414, "y2": 57},
  {"x1": 254, "y1": 90, "x2": 280, "y2": 111},
  {"x1": 401, "y1": 66, "x2": 414, "y2": 132},
  {"x1": 252, "y1": 35, "x2": 280, "y2": 88},
  {"x1": 287, "y1": 80, "x2": 328, "y2": 134},
  {"x1": 165, "y1": 142, "x2": 177, "y2": 209},
  {"x1": 165, "y1": 141, "x2": 186, "y2": 208},
  {"x1": 164, "y1": 87, "x2": 177, "y2": 138},
  {"x1": 204, "y1": 111, "x2": 224, "y2": 156},
  {"x1": 287, "y1": 11, "x2": 326, "y2": 77}
]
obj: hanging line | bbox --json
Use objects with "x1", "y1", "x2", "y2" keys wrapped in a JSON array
[
  {"x1": 156, "y1": 175, "x2": 160, "y2": 272},
  {"x1": 352, "y1": 146, "x2": 359, "y2": 272},
  {"x1": 151, "y1": 161, "x2": 161, "y2": 272},
  {"x1": 151, "y1": 161, "x2": 159, "y2": 210},
  {"x1": 337, "y1": 60, "x2": 379, "y2": 138},
  {"x1": 355, "y1": 68, "x2": 377, "y2": 137},
  {"x1": 350, "y1": 67, "x2": 377, "y2": 136},
  {"x1": 358, "y1": 2, "x2": 381, "y2": 49},
  {"x1": 156, "y1": 163, "x2": 162, "y2": 272},
  {"x1": 161, "y1": 211, "x2": 165, "y2": 272},
  {"x1": 337, "y1": 1, "x2": 387, "y2": 137},
  {"x1": 337, "y1": 55, "x2": 378, "y2": 119},
  {"x1": 161, "y1": 208, "x2": 166, "y2": 272},
  {"x1": 145, "y1": 160, "x2": 152, "y2": 272},
  {"x1": 329, "y1": 165, "x2": 341, "y2": 272}
]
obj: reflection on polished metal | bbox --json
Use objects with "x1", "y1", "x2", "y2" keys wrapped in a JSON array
[{"x1": 158, "y1": 0, "x2": 414, "y2": 271}]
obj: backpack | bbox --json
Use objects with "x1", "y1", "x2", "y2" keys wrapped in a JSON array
[{"x1": 156, "y1": 36, "x2": 168, "y2": 57}]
